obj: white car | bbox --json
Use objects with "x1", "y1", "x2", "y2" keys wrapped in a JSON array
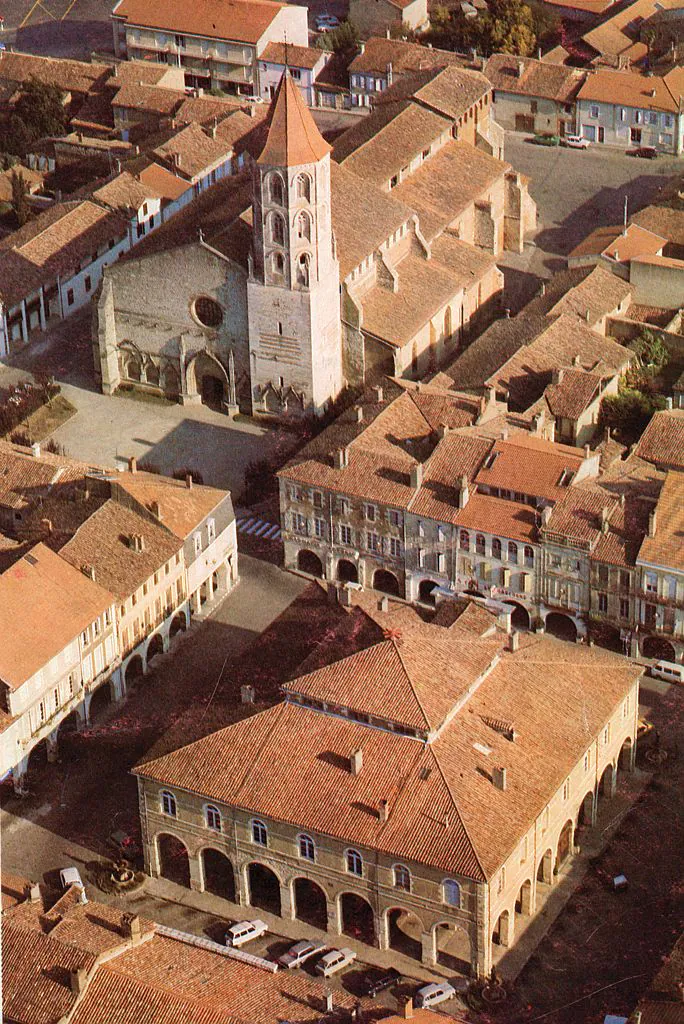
[
  {"x1": 415, "y1": 981, "x2": 457, "y2": 1008},
  {"x1": 59, "y1": 867, "x2": 87, "y2": 901},
  {"x1": 278, "y1": 939, "x2": 327, "y2": 969},
  {"x1": 563, "y1": 134, "x2": 590, "y2": 149},
  {"x1": 315, "y1": 947, "x2": 356, "y2": 977},
  {"x1": 225, "y1": 918, "x2": 268, "y2": 947}
]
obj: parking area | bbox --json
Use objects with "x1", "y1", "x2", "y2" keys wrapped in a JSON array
[{"x1": 0, "y1": 0, "x2": 114, "y2": 58}]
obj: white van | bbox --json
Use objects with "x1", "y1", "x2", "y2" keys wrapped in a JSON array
[
  {"x1": 415, "y1": 982, "x2": 457, "y2": 1008},
  {"x1": 224, "y1": 919, "x2": 268, "y2": 947},
  {"x1": 651, "y1": 660, "x2": 684, "y2": 683}
]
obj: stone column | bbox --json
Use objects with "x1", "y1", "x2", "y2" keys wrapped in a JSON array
[
  {"x1": 189, "y1": 852, "x2": 203, "y2": 893},
  {"x1": 421, "y1": 929, "x2": 437, "y2": 967},
  {"x1": 13, "y1": 755, "x2": 28, "y2": 795},
  {"x1": 46, "y1": 732, "x2": 59, "y2": 763},
  {"x1": 326, "y1": 894, "x2": 342, "y2": 936},
  {"x1": 111, "y1": 669, "x2": 126, "y2": 704},
  {"x1": 234, "y1": 863, "x2": 246, "y2": 906},
  {"x1": 377, "y1": 909, "x2": 389, "y2": 951},
  {"x1": 280, "y1": 879, "x2": 295, "y2": 921},
  {"x1": 146, "y1": 832, "x2": 160, "y2": 878}
]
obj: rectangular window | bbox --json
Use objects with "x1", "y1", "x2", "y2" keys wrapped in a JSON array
[
  {"x1": 293, "y1": 513, "x2": 307, "y2": 535},
  {"x1": 418, "y1": 547, "x2": 425, "y2": 568},
  {"x1": 390, "y1": 537, "x2": 401, "y2": 558},
  {"x1": 67, "y1": 288, "x2": 74, "y2": 306},
  {"x1": 598, "y1": 592, "x2": 608, "y2": 613},
  {"x1": 497, "y1": 867, "x2": 505, "y2": 894},
  {"x1": 437, "y1": 552, "x2": 445, "y2": 573},
  {"x1": 623, "y1": 696, "x2": 629, "y2": 718},
  {"x1": 53, "y1": 687, "x2": 59, "y2": 711},
  {"x1": 312, "y1": 491, "x2": 323, "y2": 509},
  {"x1": 84, "y1": 275, "x2": 92, "y2": 293},
  {"x1": 604, "y1": 725, "x2": 610, "y2": 744},
  {"x1": 338, "y1": 497, "x2": 350, "y2": 515},
  {"x1": 620, "y1": 598, "x2": 629, "y2": 619},
  {"x1": 340, "y1": 524, "x2": 352, "y2": 546},
  {"x1": 598, "y1": 565, "x2": 609, "y2": 584},
  {"x1": 584, "y1": 751, "x2": 591, "y2": 772},
  {"x1": 620, "y1": 570, "x2": 630, "y2": 590},
  {"x1": 590, "y1": 105, "x2": 600, "y2": 118},
  {"x1": 207, "y1": 519, "x2": 215, "y2": 543},
  {"x1": 388, "y1": 509, "x2": 401, "y2": 527},
  {"x1": 194, "y1": 533, "x2": 202, "y2": 556},
  {"x1": 289, "y1": 486, "x2": 301, "y2": 502},
  {"x1": 68, "y1": 675, "x2": 74, "y2": 697},
  {"x1": 365, "y1": 504, "x2": 376, "y2": 522},
  {"x1": 563, "y1": 779, "x2": 570, "y2": 800},
  {"x1": 39, "y1": 700, "x2": 46, "y2": 723},
  {"x1": 367, "y1": 531, "x2": 381, "y2": 553},
  {"x1": 645, "y1": 573, "x2": 657, "y2": 594},
  {"x1": 314, "y1": 518, "x2": 325, "y2": 539},
  {"x1": 81, "y1": 628, "x2": 89, "y2": 646}
]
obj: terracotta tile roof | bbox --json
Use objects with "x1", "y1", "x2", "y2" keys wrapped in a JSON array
[
  {"x1": 93, "y1": 170, "x2": 162, "y2": 214},
  {"x1": 632, "y1": 204, "x2": 684, "y2": 248},
  {"x1": 547, "y1": 0, "x2": 614, "y2": 14},
  {"x1": 536, "y1": 368, "x2": 603, "y2": 420},
  {"x1": 631, "y1": 252, "x2": 684, "y2": 271},
  {"x1": 152, "y1": 122, "x2": 231, "y2": 178},
  {"x1": 409, "y1": 63, "x2": 491, "y2": 119},
  {"x1": 485, "y1": 54, "x2": 584, "y2": 102},
  {"x1": 443, "y1": 314, "x2": 549, "y2": 391},
  {"x1": 544, "y1": 264, "x2": 632, "y2": 323},
  {"x1": 3, "y1": 926, "x2": 96, "y2": 1022},
  {"x1": 638, "y1": 470, "x2": 684, "y2": 571},
  {"x1": 485, "y1": 314, "x2": 632, "y2": 410},
  {"x1": 582, "y1": 0, "x2": 683, "y2": 56},
  {"x1": 137, "y1": 161, "x2": 191, "y2": 201},
  {"x1": 174, "y1": 94, "x2": 245, "y2": 126},
  {"x1": 214, "y1": 107, "x2": 270, "y2": 155},
  {"x1": 569, "y1": 223, "x2": 666, "y2": 262},
  {"x1": 330, "y1": 161, "x2": 412, "y2": 279},
  {"x1": 113, "y1": 471, "x2": 231, "y2": 539},
  {"x1": 390, "y1": 139, "x2": 511, "y2": 243},
  {"x1": 626, "y1": 303, "x2": 674, "y2": 328},
  {"x1": 111, "y1": 81, "x2": 186, "y2": 115},
  {"x1": 260, "y1": 41, "x2": 324, "y2": 69},
  {"x1": 0, "y1": 50, "x2": 110, "y2": 95},
  {"x1": 0, "y1": 200, "x2": 128, "y2": 306},
  {"x1": 577, "y1": 67, "x2": 682, "y2": 112},
  {"x1": 69, "y1": 970, "x2": 235, "y2": 1024},
  {"x1": 60, "y1": 498, "x2": 181, "y2": 600},
  {"x1": 349, "y1": 36, "x2": 473, "y2": 75},
  {"x1": 257, "y1": 71, "x2": 331, "y2": 167},
  {"x1": 634, "y1": 409, "x2": 684, "y2": 470},
  {"x1": 136, "y1": 630, "x2": 639, "y2": 879},
  {"x1": 339, "y1": 102, "x2": 452, "y2": 186},
  {"x1": 0, "y1": 166, "x2": 44, "y2": 203},
  {"x1": 474, "y1": 433, "x2": 587, "y2": 501},
  {"x1": 1, "y1": 873, "x2": 32, "y2": 911},
  {"x1": 0, "y1": 544, "x2": 114, "y2": 690},
  {"x1": 112, "y1": 0, "x2": 286, "y2": 43},
  {"x1": 0, "y1": 440, "x2": 66, "y2": 512}
]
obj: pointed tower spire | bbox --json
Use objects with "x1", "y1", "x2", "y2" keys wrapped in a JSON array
[{"x1": 257, "y1": 70, "x2": 331, "y2": 167}]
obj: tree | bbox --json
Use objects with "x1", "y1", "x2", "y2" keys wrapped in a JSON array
[
  {"x1": 0, "y1": 77, "x2": 67, "y2": 156},
  {"x1": 599, "y1": 386, "x2": 666, "y2": 444},
  {"x1": 10, "y1": 169, "x2": 30, "y2": 227},
  {"x1": 632, "y1": 327, "x2": 669, "y2": 376},
  {"x1": 316, "y1": 20, "x2": 359, "y2": 54},
  {"x1": 488, "y1": 0, "x2": 537, "y2": 55},
  {"x1": 425, "y1": 0, "x2": 538, "y2": 56}
]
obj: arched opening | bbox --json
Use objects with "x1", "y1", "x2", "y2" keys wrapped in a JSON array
[
  {"x1": 641, "y1": 636, "x2": 676, "y2": 661},
  {"x1": 505, "y1": 601, "x2": 530, "y2": 630},
  {"x1": 124, "y1": 355, "x2": 141, "y2": 382},
  {"x1": 340, "y1": 892, "x2": 375, "y2": 945},
  {"x1": 271, "y1": 212, "x2": 285, "y2": 246},
  {"x1": 145, "y1": 362, "x2": 160, "y2": 387},
  {"x1": 201, "y1": 374, "x2": 225, "y2": 411},
  {"x1": 163, "y1": 365, "x2": 180, "y2": 397},
  {"x1": 297, "y1": 549, "x2": 324, "y2": 577},
  {"x1": 492, "y1": 909, "x2": 511, "y2": 947},
  {"x1": 537, "y1": 849, "x2": 553, "y2": 886},
  {"x1": 169, "y1": 613, "x2": 187, "y2": 639},
  {"x1": 268, "y1": 173, "x2": 284, "y2": 205},
  {"x1": 293, "y1": 877, "x2": 327, "y2": 930},
  {"x1": 419, "y1": 579, "x2": 438, "y2": 605},
  {"x1": 444, "y1": 305, "x2": 452, "y2": 340},
  {"x1": 387, "y1": 908, "x2": 422, "y2": 961},
  {"x1": 373, "y1": 569, "x2": 401, "y2": 597},
  {"x1": 556, "y1": 819, "x2": 574, "y2": 871},
  {"x1": 27, "y1": 738, "x2": 48, "y2": 777},
  {"x1": 590, "y1": 621, "x2": 622, "y2": 653},
  {"x1": 296, "y1": 253, "x2": 310, "y2": 287},
  {"x1": 247, "y1": 863, "x2": 281, "y2": 916},
  {"x1": 434, "y1": 921, "x2": 471, "y2": 974},
  {"x1": 57, "y1": 709, "x2": 82, "y2": 739},
  {"x1": 147, "y1": 633, "x2": 164, "y2": 666},
  {"x1": 619, "y1": 736, "x2": 633, "y2": 771},
  {"x1": 157, "y1": 833, "x2": 190, "y2": 887},
  {"x1": 336, "y1": 559, "x2": 358, "y2": 583},
  {"x1": 296, "y1": 211, "x2": 311, "y2": 241},
  {"x1": 88, "y1": 682, "x2": 112, "y2": 720},
  {"x1": 600, "y1": 763, "x2": 615, "y2": 798},
  {"x1": 202, "y1": 848, "x2": 235, "y2": 901},
  {"x1": 515, "y1": 879, "x2": 533, "y2": 916},
  {"x1": 577, "y1": 790, "x2": 594, "y2": 829},
  {"x1": 124, "y1": 655, "x2": 144, "y2": 687},
  {"x1": 545, "y1": 612, "x2": 578, "y2": 642},
  {"x1": 186, "y1": 353, "x2": 228, "y2": 412},
  {"x1": 296, "y1": 173, "x2": 310, "y2": 201}
]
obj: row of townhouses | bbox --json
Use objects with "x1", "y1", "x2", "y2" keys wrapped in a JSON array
[
  {"x1": 278, "y1": 376, "x2": 684, "y2": 664},
  {"x1": 0, "y1": 442, "x2": 237, "y2": 792}
]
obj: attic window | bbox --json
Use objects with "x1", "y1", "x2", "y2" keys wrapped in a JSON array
[
  {"x1": 192, "y1": 296, "x2": 223, "y2": 328},
  {"x1": 558, "y1": 468, "x2": 574, "y2": 486},
  {"x1": 473, "y1": 741, "x2": 493, "y2": 756},
  {"x1": 484, "y1": 451, "x2": 498, "y2": 470}
]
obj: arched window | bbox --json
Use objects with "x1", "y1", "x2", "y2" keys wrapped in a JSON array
[
  {"x1": 205, "y1": 805, "x2": 221, "y2": 831},
  {"x1": 393, "y1": 864, "x2": 411, "y2": 891},
  {"x1": 271, "y1": 213, "x2": 285, "y2": 246},
  {"x1": 443, "y1": 879, "x2": 461, "y2": 907},
  {"x1": 459, "y1": 530, "x2": 470, "y2": 551},
  {"x1": 251, "y1": 819, "x2": 268, "y2": 846},
  {"x1": 272, "y1": 252, "x2": 285, "y2": 276},
  {"x1": 346, "y1": 849, "x2": 363, "y2": 876},
  {"x1": 296, "y1": 211, "x2": 311, "y2": 241},
  {"x1": 296, "y1": 253, "x2": 310, "y2": 287},
  {"x1": 492, "y1": 537, "x2": 502, "y2": 559},
  {"x1": 475, "y1": 533, "x2": 486, "y2": 555},
  {"x1": 524, "y1": 545, "x2": 534, "y2": 567},
  {"x1": 508, "y1": 541, "x2": 518, "y2": 562},
  {"x1": 298, "y1": 833, "x2": 315, "y2": 861},
  {"x1": 268, "y1": 173, "x2": 284, "y2": 205},
  {"x1": 296, "y1": 172, "x2": 311, "y2": 201},
  {"x1": 161, "y1": 790, "x2": 177, "y2": 817}
]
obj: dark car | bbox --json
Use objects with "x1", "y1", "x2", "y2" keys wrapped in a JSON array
[
  {"x1": 360, "y1": 968, "x2": 402, "y2": 998},
  {"x1": 627, "y1": 145, "x2": 658, "y2": 159},
  {"x1": 532, "y1": 133, "x2": 560, "y2": 146}
]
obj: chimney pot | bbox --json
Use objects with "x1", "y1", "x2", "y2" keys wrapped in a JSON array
[
  {"x1": 493, "y1": 766, "x2": 507, "y2": 791},
  {"x1": 350, "y1": 747, "x2": 363, "y2": 775},
  {"x1": 437, "y1": 423, "x2": 449, "y2": 439},
  {"x1": 410, "y1": 463, "x2": 423, "y2": 489},
  {"x1": 185, "y1": 473, "x2": 193, "y2": 489},
  {"x1": 334, "y1": 447, "x2": 349, "y2": 470},
  {"x1": 31, "y1": 441, "x2": 41, "y2": 457},
  {"x1": 379, "y1": 798, "x2": 389, "y2": 822},
  {"x1": 666, "y1": 396, "x2": 673, "y2": 410},
  {"x1": 151, "y1": 500, "x2": 162, "y2": 521},
  {"x1": 648, "y1": 509, "x2": 657, "y2": 538},
  {"x1": 129, "y1": 456, "x2": 137, "y2": 474},
  {"x1": 121, "y1": 912, "x2": 141, "y2": 940},
  {"x1": 339, "y1": 586, "x2": 352, "y2": 607},
  {"x1": 510, "y1": 630, "x2": 520, "y2": 652},
  {"x1": 29, "y1": 883, "x2": 41, "y2": 903},
  {"x1": 325, "y1": 991, "x2": 334, "y2": 1013},
  {"x1": 373, "y1": 384, "x2": 384, "y2": 403},
  {"x1": 70, "y1": 968, "x2": 88, "y2": 996},
  {"x1": 458, "y1": 474, "x2": 469, "y2": 509},
  {"x1": 355, "y1": 405, "x2": 363, "y2": 423},
  {"x1": 584, "y1": 443, "x2": 591, "y2": 458},
  {"x1": 378, "y1": 595, "x2": 389, "y2": 612}
]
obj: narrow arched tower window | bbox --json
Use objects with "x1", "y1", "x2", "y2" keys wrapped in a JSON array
[
  {"x1": 271, "y1": 213, "x2": 285, "y2": 246},
  {"x1": 296, "y1": 173, "x2": 311, "y2": 201},
  {"x1": 297, "y1": 211, "x2": 311, "y2": 241},
  {"x1": 269, "y1": 173, "x2": 284, "y2": 205},
  {"x1": 296, "y1": 253, "x2": 310, "y2": 287}
]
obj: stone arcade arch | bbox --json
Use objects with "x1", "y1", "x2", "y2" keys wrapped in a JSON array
[
  {"x1": 515, "y1": 879, "x2": 533, "y2": 916},
  {"x1": 202, "y1": 848, "x2": 236, "y2": 902},
  {"x1": 418, "y1": 579, "x2": 438, "y2": 605},
  {"x1": 186, "y1": 352, "x2": 229, "y2": 412},
  {"x1": 433, "y1": 920, "x2": 472, "y2": 974},
  {"x1": 293, "y1": 877, "x2": 327, "y2": 930},
  {"x1": 169, "y1": 612, "x2": 188, "y2": 639},
  {"x1": 124, "y1": 654, "x2": 144, "y2": 687},
  {"x1": 641, "y1": 635, "x2": 676, "y2": 661},
  {"x1": 577, "y1": 790, "x2": 595, "y2": 829},
  {"x1": 544, "y1": 612, "x2": 578, "y2": 642},
  {"x1": 505, "y1": 601, "x2": 530, "y2": 630},
  {"x1": 386, "y1": 907, "x2": 423, "y2": 961},
  {"x1": 492, "y1": 909, "x2": 511, "y2": 947},
  {"x1": 336, "y1": 559, "x2": 358, "y2": 583},
  {"x1": 157, "y1": 833, "x2": 191, "y2": 888},
  {"x1": 247, "y1": 862, "x2": 281, "y2": 915},
  {"x1": 146, "y1": 632, "x2": 165, "y2": 666},
  {"x1": 373, "y1": 569, "x2": 401, "y2": 597},
  {"x1": 537, "y1": 848, "x2": 554, "y2": 886},
  {"x1": 297, "y1": 549, "x2": 324, "y2": 577},
  {"x1": 87, "y1": 682, "x2": 112, "y2": 720},
  {"x1": 340, "y1": 892, "x2": 376, "y2": 945},
  {"x1": 556, "y1": 819, "x2": 574, "y2": 871}
]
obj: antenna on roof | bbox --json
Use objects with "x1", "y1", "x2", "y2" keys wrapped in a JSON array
[
  {"x1": 623, "y1": 194, "x2": 628, "y2": 236},
  {"x1": 284, "y1": 29, "x2": 289, "y2": 76}
]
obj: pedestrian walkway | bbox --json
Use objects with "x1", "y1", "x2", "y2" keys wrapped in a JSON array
[{"x1": 236, "y1": 511, "x2": 281, "y2": 542}]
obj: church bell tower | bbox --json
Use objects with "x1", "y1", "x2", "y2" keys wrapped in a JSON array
[{"x1": 247, "y1": 71, "x2": 342, "y2": 416}]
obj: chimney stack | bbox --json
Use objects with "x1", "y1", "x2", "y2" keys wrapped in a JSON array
[
  {"x1": 493, "y1": 766, "x2": 507, "y2": 791},
  {"x1": 373, "y1": 384, "x2": 384, "y2": 403},
  {"x1": 458, "y1": 474, "x2": 469, "y2": 509},
  {"x1": 378, "y1": 595, "x2": 389, "y2": 612},
  {"x1": 81, "y1": 564, "x2": 96, "y2": 581},
  {"x1": 354, "y1": 405, "x2": 363, "y2": 423},
  {"x1": 498, "y1": 607, "x2": 512, "y2": 635},
  {"x1": 28, "y1": 883, "x2": 41, "y2": 903},
  {"x1": 121, "y1": 912, "x2": 142, "y2": 941},
  {"x1": 410, "y1": 463, "x2": 423, "y2": 489},
  {"x1": 509, "y1": 630, "x2": 520, "y2": 653},
  {"x1": 648, "y1": 509, "x2": 657, "y2": 537},
  {"x1": 601, "y1": 507, "x2": 610, "y2": 534},
  {"x1": 184, "y1": 472, "x2": 193, "y2": 490},
  {"x1": 666, "y1": 396, "x2": 673, "y2": 410},
  {"x1": 325, "y1": 991, "x2": 334, "y2": 1013},
  {"x1": 334, "y1": 447, "x2": 349, "y2": 469},
  {"x1": 31, "y1": 442, "x2": 41, "y2": 458},
  {"x1": 379, "y1": 798, "x2": 389, "y2": 822},
  {"x1": 241, "y1": 684, "x2": 255, "y2": 704},
  {"x1": 70, "y1": 968, "x2": 88, "y2": 996},
  {"x1": 339, "y1": 586, "x2": 352, "y2": 607},
  {"x1": 437, "y1": 423, "x2": 449, "y2": 439},
  {"x1": 402, "y1": 997, "x2": 414, "y2": 1019},
  {"x1": 150, "y1": 500, "x2": 162, "y2": 521},
  {"x1": 129, "y1": 456, "x2": 137, "y2": 474},
  {"x1": 350, "y1": 747, "x2": 363, "y2": 775},
  {"x1": 584, "y1": 444, "x2": 591, "y2": 459}
]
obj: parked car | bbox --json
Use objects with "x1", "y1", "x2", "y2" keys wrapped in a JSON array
[
  {"x1": 627, "y1": 145, "x2": 658, "y2": 159},
  {"x1": 650, "y1": 659, "x2": 684, "y2": 683},
  {"x1": 532, "y1": 133, "x2": 560, "y2": 146},
  {"x1": 315, "y1": 13, "x2": 340, "y2": 30},
  {"x1": 225, "y1": 919, "x2": 268, "y2": 948},
  {"x1": 360, "y1": 967, "x2": 402, "y2": 997},
  {"x1": 563, "y1": 134, "x2": 590, "y2": 149},
  {"x1": 415, "y1": 982, "x2": 457, "y2": 1008},
  {"x1": 315, "y1": 947, "x2": 356, "y2": 977},
  {"x1": 278, "y1": 939, "x2": 327, "y2": 969},
  {"x1": 59, "y1": 866, "x2": 87, "y2": 901}
]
